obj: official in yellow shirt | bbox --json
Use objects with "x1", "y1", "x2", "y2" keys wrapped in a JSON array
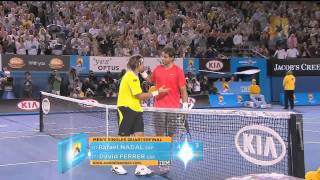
[
  {"x1": 283, "y1": 70, "x2": 296, "y2": 109},
  {"x1": 248, "y1": 79, "x2": 267, "y2": 108},
  {"x1": 113, "y1": 55, "x2": 170, "y2": 176}
]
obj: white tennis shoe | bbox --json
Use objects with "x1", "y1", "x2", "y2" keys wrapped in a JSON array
[
  {"x1": 111, "y1": 165, "x2": 127, "y2": 175},
  {"x1": 135, "y1": 165, "x2": 153, "y2": 176}
]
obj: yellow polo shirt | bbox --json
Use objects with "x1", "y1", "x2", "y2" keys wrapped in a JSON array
[
  {"x1": 117, "y1": 71, "x2": 143, "y2": 112},
  {"x1": 283, "y1": 74, "x2": 295, "y2": 90},
  {"x1": 249, "y1": 84, "x2": 261, "y2": 95}
]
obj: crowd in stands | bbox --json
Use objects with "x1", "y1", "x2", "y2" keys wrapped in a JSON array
[
  {"x1": 0, "y1": 1, "x2": 319, "y2": 99},
  {"x1": 0, "y1": 1, "x2": 319, "y2": 59}
]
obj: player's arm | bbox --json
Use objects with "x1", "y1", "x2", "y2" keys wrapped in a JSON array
[
  {"x1": 135, "y1": 86, "x2": 170, "y2": 100},
  {"x1": 140, "y1": 71, "x2": 152, "y2": 83},
  {"x1": 180, "y1": 85, "x2": 188, "y2": 103},
  {"x1": 282, "y1": 76, "x2": 287, "y2": 88},
  {"x1": 129, "y1": 77, "x2": 169, "y2": 100},
  {"x1": 178, "y1": 69, "x2": 188, "y2": 108}
]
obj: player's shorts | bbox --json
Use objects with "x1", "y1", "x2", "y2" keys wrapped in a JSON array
[
  {"x1": 117, "y1": 106, "x2": 144, "y2": 136},
  {"x1": 154, "y1": 112, "x2": 183, "y2": 137}
]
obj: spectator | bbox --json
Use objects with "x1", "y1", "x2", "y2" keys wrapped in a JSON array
[
  {"x1": 191, "y1": 77, "x2": 201, "y2": 94},
  {"x1": 273, "y1": 45, "x2": 287, "y2": 59},
  {"x1": 2, "y1": 35, "x2": 16, "y2": 54},
  {"x1": 286, "y1": 46, "x2": 299, "y2": 58},
  {"x1": 0, "y1": 71, "x2": 5, "y2": 98},
  {"x1": 70, "y1": 78, "x2": 83, "y2": 98},
  {"x1": 28, "y1": 36, "x2": 40, "y2": 55},
  {"x1": 209, "y1": 82, "x2": 219, "y2": 94},
  {"x1": 88, "y1": 70, "x2": 98, "y2": 91},
  {"x1": 233, "y1": 32, "x2": 243, "y2": 48},
  {"x1": 23, "y1": 71, "x2": 33, "y2": 98},
  {"x1": 82, "y1": 78, "x2": 96, "y2": 98},
  {"x1": 287, "y1": 33, "x2": 298, "y2": 48},
  {"x1": 97, "y1": 78, "x2": 108, "y2": 97},
  {"x1": 67, "y1": 68, "x2": 78, "y2": 96},
  {"x1": 15, "y1": 37, "x2": 26, "y2": 55},
  {"x1": 300, "y1": 42, "x2": 311, "y2": 58},
  {"x1": 50, "y1": 70, "x2": 62, "y2": 95}
]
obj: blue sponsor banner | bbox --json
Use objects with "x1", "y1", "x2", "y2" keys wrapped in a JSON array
[
  {"x1": 216, "y1": 82, "x2": 251, "y2": 94},
  {"x1": 183, "y1": 58, "x2": 200, "y2": 74},
  {"x1": 70, "y1": 55, "x2": 90, "y2": 73},
  {"x1": 279, "y1": 92, "x2": 320, "y2": 106},
  {"x1": 58, "y1": 133, "x2": 88, "y2": 174},
  {"x1": 209, "y1": 94, "x2": 250, "y2": 107}
]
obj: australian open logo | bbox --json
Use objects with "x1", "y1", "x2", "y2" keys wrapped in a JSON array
[
  {"x1": 235, "y1": 125, "x2": 286, "y2": 166},
  {"x1": 308, "y1": 93, "x2": 314, "y2": 103},
  {"x1": 218, "y1": 95, "x2": 226, "y2": 105},
  {"x1": 237, "y1": 95, "x2": 243, "y2": 103},
  {"x1": 76, "y1": 56, "x2": 83, "y2": 67}
]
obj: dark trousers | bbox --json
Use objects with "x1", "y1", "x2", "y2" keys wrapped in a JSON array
[{"x1": 284, "y1": 90, "x2": 294, "y2": 109}]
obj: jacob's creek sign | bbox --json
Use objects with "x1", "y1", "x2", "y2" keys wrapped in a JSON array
[
  {"x1": 1, "y1": 54, "x2": 69, "y2": 71},
  {"x1": 268, "y1": 58, "x2": 320, "y2": 76}
]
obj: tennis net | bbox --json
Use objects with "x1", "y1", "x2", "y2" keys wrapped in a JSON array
[{"x1": 39, "y1": 91, "x2": 304, "y2": 180}]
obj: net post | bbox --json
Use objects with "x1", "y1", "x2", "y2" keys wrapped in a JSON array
[
  {"x1": 39, "y1": 92, "x2": 44, "y2": 132},
  {"x1": 288, "y1": 113, "x2": 305, "y2": 178}
]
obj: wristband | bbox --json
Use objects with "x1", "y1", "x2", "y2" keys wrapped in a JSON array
[
  {"x1": 182, "y1": 103, "x2": 189, "y2": 109},
  {"x1": 151, "y1": 90, "x2": 159, "y2": 97},
  {"x1": 141, "y1": 71, "x2": 148, "y2": 79}
]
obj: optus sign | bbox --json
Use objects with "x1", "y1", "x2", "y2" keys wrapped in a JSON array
[
  {"x1": 17, "y1": 100, "x2": 40, "y2": 110},
  {"x1": 235, "y1": 125, "x2": 286, "y2": 166}
]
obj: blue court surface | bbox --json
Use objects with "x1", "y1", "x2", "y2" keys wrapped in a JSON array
[{"x1": 0, "y1": 105, "x2": 319, "y2": 180}]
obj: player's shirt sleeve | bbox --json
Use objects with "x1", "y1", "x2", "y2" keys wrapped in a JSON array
[
  {"x1": 128, "y1": 75, "x2": 142, "y2": 96},
  {"x1": 151, "y1": 67, "x2": 157, "y2": 83},
  {"x1": 177, "y1": 68, "x2": 186, "y2": 88}
]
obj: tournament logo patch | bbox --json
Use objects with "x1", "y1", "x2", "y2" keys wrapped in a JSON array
[
  {"x1": 218, "y1": 96, "x2": 224, "y2": 103},
  {"x1": 308, "y1": 93, "x2": 314, "y2": 102}
]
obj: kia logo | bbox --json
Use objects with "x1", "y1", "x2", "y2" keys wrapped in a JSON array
[
  {"x1": 206, "y1": 60, "x2": 223, "y2": 71},
  {"x1": 17, "y1": 100, "x2": 40, "y2": 110},
  {"x1": 42, "y1": 98, "x2": 51, "y2": 114},
  {"x1": 79, "y1": 99, "x2": 99, "y2": 108},
  {"x1": 235, "y1": 125, "x2": 286, "y2": 166}
]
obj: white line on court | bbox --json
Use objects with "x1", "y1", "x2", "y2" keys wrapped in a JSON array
[
  {"x1": 0, "y1": 124, "x2": 8, "y2": 128},
  {"x1": 0, "y1": 134, "x2": 51, "y2": 140},
  {"x1": 0, "y1": 129, "x2": 38, "y2": 134},
  {"x1": 304, "y1": 130, "x2": 320, "y2": 133},
  {"x1": 0, "y1": 160, "x2": 58, "y2": 167},
  {"x1": 33, "y1": 122, "x2": 56, "y2": 125},
  {"x1": 305, "y1": 142, "x2": 320, "y2": 144}
]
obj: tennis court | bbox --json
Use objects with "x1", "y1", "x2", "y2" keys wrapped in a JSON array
[{"x1": 0, "y1": 94, "x2": 319, "y2": 180}]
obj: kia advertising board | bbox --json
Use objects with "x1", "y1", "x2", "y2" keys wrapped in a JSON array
[{"x1": 200, "y1": 58, "x2": 230, "y2": 73}]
